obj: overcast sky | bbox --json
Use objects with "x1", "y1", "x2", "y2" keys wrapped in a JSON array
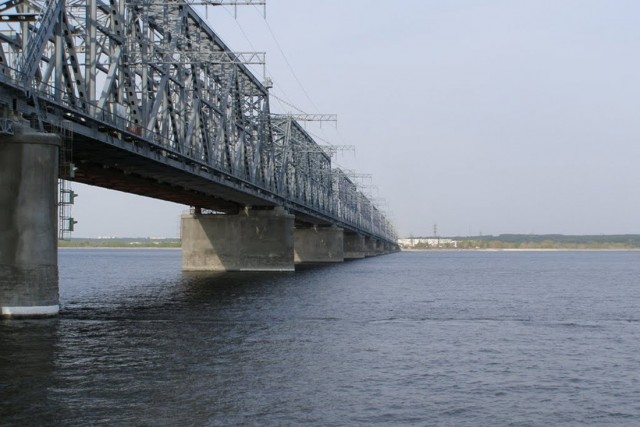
[{"x1": 72, "y1": 1, "x2": 640, "y2": 238}]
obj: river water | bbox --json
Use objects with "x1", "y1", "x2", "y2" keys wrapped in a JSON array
[{"x1": 2, "y1": 249, "x2": 640, "y2": 426}]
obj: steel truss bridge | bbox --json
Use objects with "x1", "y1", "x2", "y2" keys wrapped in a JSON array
[{"x1": 0, "y1": 0, "x2": 397, "y2": 243}]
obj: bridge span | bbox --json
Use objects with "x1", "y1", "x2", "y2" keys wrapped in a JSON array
[{"x1": 0, "y1": 0, "x2": 398, "y2": 317}]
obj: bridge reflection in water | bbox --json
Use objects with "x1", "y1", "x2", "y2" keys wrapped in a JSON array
[{"x1": 0, "y1": 0, "x2": 398, "y2": 317}]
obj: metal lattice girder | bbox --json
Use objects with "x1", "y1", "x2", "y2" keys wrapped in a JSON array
[
  {"x1": 123, "y1": 51, "x2": 265, "y2": 66},
  {"x1": 271, "y1": 113, "x2": 337, "y2": 122},
  {"x1": 297, "y1": 144, "x2": 353, "y2": 157},
  {"x1": 0, "y1": 0, "x2": 399, "y2": 243},
  {"x1": 0, "y1": 0, "x2": 27, "y2": 12},
  {"x1": 16, "y1": 0, "x2": 64, "y2": 82},
  {"x1": 340, "y1": 169, "x2": 372, "y2": 181},
  {"x1": 0, "y1": 13, "x2": 37, "y2": 21},
  {"x1": 271, "y1": 115, "x2": 333, "y2": 211},
  {"x1": 128, "y1": 0, "x2": 265, "y2": 5}
]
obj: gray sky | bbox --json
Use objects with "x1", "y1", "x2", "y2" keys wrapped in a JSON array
[{"x1": 72, "y1": 1, "x2": 640, "y2": 238}]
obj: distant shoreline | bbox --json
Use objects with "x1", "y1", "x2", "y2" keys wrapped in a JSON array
[
  {"x1": 58, "y1": 247, "x2": 640, "y2": 252},
  {"x1": 59, "y1": 246, "x2": 181, "y2": 250}
]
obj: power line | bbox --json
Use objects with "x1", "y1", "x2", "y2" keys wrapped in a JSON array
[
  {"x1": 257, "y1": 10, "x2": 321, "y2": 113},
  {"x1": 218, "y1": 6, "x2": 319, "y2": 116},
  {"x1": 270, "y1": 92, "x2": 307, "y2": 114}
]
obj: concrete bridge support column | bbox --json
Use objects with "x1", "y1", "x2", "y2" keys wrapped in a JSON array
[
  {"x1": 0, "y1": 125, "x2": 61, "y2": 318},
  {"x1": 294, "y1": 226, "x2": 344, "y2": 264},
  {"x1": 364, "y1": 237, "x2": 378, "y2": 257},
  {"x1": 182, "y1": 207, "x2": 295, "y2": 272},
  {"x1": 344, "y1": 234, "x2": 366, "y2": 259},
  {"x1": 378, "y1": 240, "x2": 388, "y2": 255}
]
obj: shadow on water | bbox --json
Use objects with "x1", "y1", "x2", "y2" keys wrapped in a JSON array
[
  {"x1": 59, "y1": 249, "x2": 361, "y2": 324},
  {"x1": 179, "y1": 269, "x2": 297, "y2": 301},
  {"x1": 0, "y1": 319, "x2": 71, "y2": 424},
  {"x1": 63, "y1": 269, "x2": 317, "y2": 323},
  {"x1": 180, "y1": 261, "x2": 352, "y2": 301}
]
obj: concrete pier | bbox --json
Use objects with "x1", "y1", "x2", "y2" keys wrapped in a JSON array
[
  {"x1": 364, "y1": 237, "x2": 378, "y2": 257},
  {"x1": 383, "y1": 242, "x2": 393, "y2": 254},
  {"x1": 294, "y1": 226, "x2": 344, "y2": 264},
  {"x1": 182, "y1": 207, "x2": 295, "y2": 271},
  {"x1": 344, "y1": 233, "x2": 366, "y2": 259},
  {"x1": 0, "y1": 124, "x2": 61, "y2": 318},
  {"x1": 375, "y1": 239, "x2": 384, "y2": 255}
]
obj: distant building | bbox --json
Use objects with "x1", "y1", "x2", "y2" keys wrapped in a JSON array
[{"x1": 397, "y1": 238, "x2": 458, "y2": 248}]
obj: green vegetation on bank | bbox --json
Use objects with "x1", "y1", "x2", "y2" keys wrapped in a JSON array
[
  {"x1": 59, "y1": 238, "x2": 181, "y2": 248},
  {"x1": 61, "y1": 234, "x2": 640, "y2": 250},
  {"x1": 413, "y1": 234, "x2": 640, "y2": 250}
]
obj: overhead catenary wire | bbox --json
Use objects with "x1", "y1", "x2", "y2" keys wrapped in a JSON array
[
  {"x1": 218, "y1": 6, "x2": 316, "y2": 117},
  {"x1": 249, "y1": 4, "x2": 322, "y2": 114},
  {"x1": 270, "y1": 92, "x2": 308, "y2": 115}
]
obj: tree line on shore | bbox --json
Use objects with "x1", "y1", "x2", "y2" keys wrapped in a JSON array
[
  {"x1": 411, "y1": 234, "x2": 640, "y2": 250},
  {"x1": 58, "y1": 238, "x2": 181, "y2": 248},
  {"x1": 61, "y1": 234, "x2": 640, "y2": 250}
]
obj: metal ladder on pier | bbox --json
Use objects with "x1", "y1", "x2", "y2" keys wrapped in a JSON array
[{"x1": 57, "y1": 120, "x2": 76, "y2": 240}]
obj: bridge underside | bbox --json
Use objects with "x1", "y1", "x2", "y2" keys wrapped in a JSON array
[
  {"x1": 72, "y1": 134, "x2": 251, "y2": 214},
  {"x1": 67, "y1": 127, "x2": 379, "y2": 231}
]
